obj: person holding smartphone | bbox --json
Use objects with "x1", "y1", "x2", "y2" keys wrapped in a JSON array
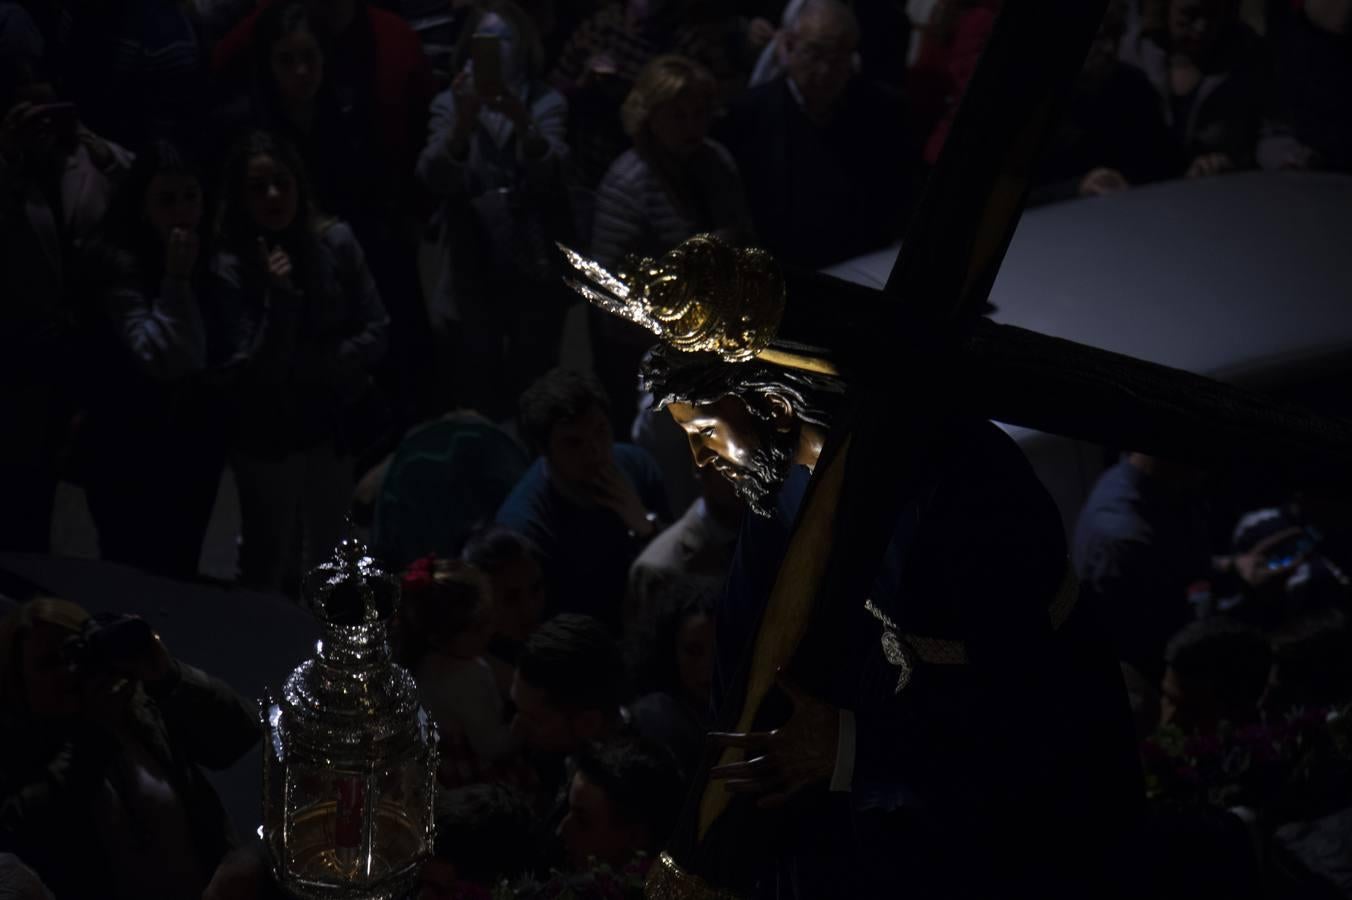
[
  {"x1": 0, "y1": 60, "x2": 131, "y2": 556},
  {"x1": 212, "y1": 130, "x2": 390, "y2": 592},
  {"x1": 416, "y1": 0, "x2": 573, "y2": 421}
]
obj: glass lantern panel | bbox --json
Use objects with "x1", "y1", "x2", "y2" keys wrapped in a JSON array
[
  {"x1": 286, "y1": 763, "x2": 373, "y2": 884},
  {"x1": 369, "y1": 758, "x2": 430, "y2": 879}
]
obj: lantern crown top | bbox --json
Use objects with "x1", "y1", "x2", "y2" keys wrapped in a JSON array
[{"x1": 303, "y1": 522, "x2": 399, "y2": 628}]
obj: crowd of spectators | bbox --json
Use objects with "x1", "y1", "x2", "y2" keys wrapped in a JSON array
[
  {"x1": 1076, "y1": 455, "x2": 1352, "y2": 895},
  {"x1": 2, "y1": 0, "x2": 1351, "y2": 896}
]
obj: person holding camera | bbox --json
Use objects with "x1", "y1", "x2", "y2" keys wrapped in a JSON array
[
  {"x1": 0, "y1": 598, "x2": 260, "y2": 900},
  {"x1": 416, "y1": 0, "x2": 573, "y2": 421}
]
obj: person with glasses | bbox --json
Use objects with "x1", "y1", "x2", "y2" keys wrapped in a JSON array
[{"x1": 714, "y1": 0, "x2": 919, "y2": 269}]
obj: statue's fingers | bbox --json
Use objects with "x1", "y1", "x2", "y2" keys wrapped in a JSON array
[
  {"x1": 708, "y1": 731, "x2": 772, "y2": 751},
  {"x1": 709, "y1": 756, "x2": 771, "y2": 781},
  {"x1": 723, "y1": 777, "x2": 781, "y2": 795}
]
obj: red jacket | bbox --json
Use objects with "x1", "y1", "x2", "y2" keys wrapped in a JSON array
[
  {"x1": 211, "y1": 0, "x2": 435, "y2": 182},
  {"x1": 922, "y1": 4, "x2": 999, "y2": 164}
]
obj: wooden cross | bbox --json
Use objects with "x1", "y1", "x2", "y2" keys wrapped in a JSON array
[{"x1": 612, "y1": 0, "x2": 1352, "y2": 892}]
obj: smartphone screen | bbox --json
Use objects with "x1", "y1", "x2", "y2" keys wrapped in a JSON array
[{"x1": 471, "y1": 34, "x2": 505, "y2": 99}]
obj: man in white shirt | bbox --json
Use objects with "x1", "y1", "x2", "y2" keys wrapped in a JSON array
[{"x1": 624, "y1": 463, "x2": 744, "y2": 634}]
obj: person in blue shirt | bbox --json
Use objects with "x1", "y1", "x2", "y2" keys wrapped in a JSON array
[
  {"x1": 496, "y1": 368, "x2": 671, "y2": 630},
  {"x1": 1073, "y1": 452, "x2": 1213, "y2": 682}
]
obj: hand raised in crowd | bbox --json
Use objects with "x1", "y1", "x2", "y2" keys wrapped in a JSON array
[
  {"x1": 1280, "y1": 143, "x2": 1320, "y2": 171},
  {"x1": 579, "y1": 53, "x2": 618, "y2": 87},
  {"x1": 589, "y1": 462, "x2": 656, "y2": 537},
  {"x1": 123, "y1": 624, "x2": 176, "y2": 684},
  {"x1": 73, "y1": 618, "x2": 176, "y2": 730},
  {"x1": 485, "y1": 90, "x2": 531, "y2": 129},
  {"x1": 76, "y1": 123, "x2": 114, "y2": 170},
  {"x1": 709, "y1": 671, "x2": 840, "y2": 808},
  {"x1": 1186, "y1": 152, "x2": 1234, "y2": 179},
  {"x1": 257, "y1": 237, "x2": 294, "y2": 290},
  {"x1": 1079, "y1": 167, "x2": 1129, "y2": 197},
  {"x1": 1234, "y1": 548, "x2": 1305, "y2": 590},
  {"x1": 79, "y1": 670, "x2": 136, "y2": 730},
  {"x1": 0, "y1": 102, "x2": 51, "y2": 160},
  {"x1": 165, "y1": 226, "x2": 200, "y2": 281},
  {"x1": 747, "y1": 17, "x2": 776, "y2": 49}
]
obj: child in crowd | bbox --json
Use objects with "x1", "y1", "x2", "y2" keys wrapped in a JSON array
[
  {"x1": 462, "y1": 525, "x2": 548, "y2": 699},
  {"x1": 420, "y1": 784, "x2": 541, "y2": 897},
  {"x1": 397, "y1": 556, "x2": 517, "y2": 779},
  {"x1": 627, "y1": 595, "x2": 715, "y2": 774}
]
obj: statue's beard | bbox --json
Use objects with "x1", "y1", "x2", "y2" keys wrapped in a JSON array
[{"x1": 712, "y1": 439, "x2": 794, "y2": 519}]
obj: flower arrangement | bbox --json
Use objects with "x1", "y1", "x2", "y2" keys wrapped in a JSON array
[{"x1": 1141, "y1": 705, "x2": 1352, "y2": 820}]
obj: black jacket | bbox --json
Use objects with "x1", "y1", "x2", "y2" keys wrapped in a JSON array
[
  {"x1": 715, "y1": 76, "x2": 918, "y2": 269},
  {"x1": 0, "y1": 662, "x2": 260, "y2": 898}
]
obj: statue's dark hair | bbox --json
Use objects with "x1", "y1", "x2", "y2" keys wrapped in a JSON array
[{"x1": 638, "y1": 344, "x2": 845, "y2": 428}]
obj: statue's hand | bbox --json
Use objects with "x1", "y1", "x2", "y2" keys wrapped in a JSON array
[{"x1": 708, "y1": 670, "x2": 839, "y2": 809}]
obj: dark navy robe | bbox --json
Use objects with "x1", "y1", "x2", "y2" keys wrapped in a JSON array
[{"x1": 712, "y1": 419, "x2": 1143, "y2": 898}]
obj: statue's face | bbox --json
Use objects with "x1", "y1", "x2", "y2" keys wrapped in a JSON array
[{"x1": 666, "y1": 396, "x2": 794, "y2": 518}]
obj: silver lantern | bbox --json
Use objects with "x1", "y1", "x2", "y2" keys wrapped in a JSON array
[{"x1": 262, "y1": 535, "x2": 438, "y2": 900}]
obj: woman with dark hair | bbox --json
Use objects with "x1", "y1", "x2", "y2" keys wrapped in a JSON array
[
  {"x1": 247, "y1": 1, "x2": 375, "y2": 231},
  {"x1": 246, "y1": 0, "x2": 434, "y2": 426},
  {"x1": 626, "y1": 593, "x2": 715, "y2": 774},
  {"x1": 212, "y1": 130, "x2": 390, "y2": 591},
  {"x1": 78, "y1": 140, "x2": 230, "y2": 577}
]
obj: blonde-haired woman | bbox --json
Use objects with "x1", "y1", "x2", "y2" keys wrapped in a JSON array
[
  {"x1": 589, "y1": 54, "x2": 754, "y2": 421},
  {"x1": 592, "y1": 54, "x2": 753, "y2": 269}
]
